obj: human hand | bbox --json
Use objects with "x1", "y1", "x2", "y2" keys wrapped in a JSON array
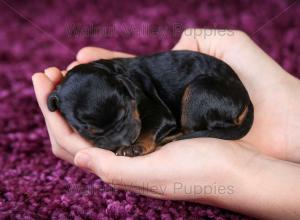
[
  {"x1": 66, "y1": 29, "x2": 300, "y2": 162},
  {"x1": 170, "y1": 29, "x2": 300, "y2": 162},
  {"x1": 32, "y1": 68, "x2": 300, "y2": 219},
  {"x1": 32, "y1": 50, "x2": 132, "y2": 164},
  {"x1": 32, "y1": 29, "x2": 300, "y2": 219},
  {"x1": 32, "y1": 67, "x2": 300, "y2": 219},
  {"x1": 33, "y1": 61, "x2": 245, "y2": 204},
  {"x1": 32, "y1": 67, "x2": 92, "y2": 164},
  {"x1": 33, "y1": 28, "x2": 300, "y2": 184}
]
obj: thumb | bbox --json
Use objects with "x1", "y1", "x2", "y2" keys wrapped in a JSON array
[
  {"x1": 172, "y1": 29, "x2": 198, "y2": 51},
  {"x1": 74, "y1": 147, "x2": 154, "y2": 185},
  {"x1": 74, "y1": 148, "x2": 115, "y2": 177},
  {"x1": 76, "y1": 47, "x2": 134, "y2": 63}
]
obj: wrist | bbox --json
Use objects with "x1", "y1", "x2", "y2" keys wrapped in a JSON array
[
  {"x1": 213, "y1": 143, "x2": 300, "y2": 219},
  {"x1": 196, "y1": 143, "x2": 256, "y2": 208}
]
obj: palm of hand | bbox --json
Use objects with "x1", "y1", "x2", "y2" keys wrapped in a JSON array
[
  {"x1": 223, "y1": 41, "x2": 300, "y2": 162},
  {"x1": 73, "y1": 31, "x2": 300, "y2": 162},
  {"x1": 168, "y1": 30, "x2": 300, "y2": 162},
  {"x1": 244, "y1": 80, "x2": 300, "y2": 161},
  {"x1": 33, "y1": 30, "x2": 300, "y2": 201}
]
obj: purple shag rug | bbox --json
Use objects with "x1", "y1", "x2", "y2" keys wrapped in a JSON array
[{"x1": 0, "y1": 0, "x2": 299, "y2": 219}]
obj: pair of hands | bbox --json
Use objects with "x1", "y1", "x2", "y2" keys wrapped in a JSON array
[{"x1": 33, "y1": 29, "x2": 300, "y2": 218}]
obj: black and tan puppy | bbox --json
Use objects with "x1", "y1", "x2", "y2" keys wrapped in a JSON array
[{"x1": 47, "y1": 50, "x2": 254, "y2": 156}]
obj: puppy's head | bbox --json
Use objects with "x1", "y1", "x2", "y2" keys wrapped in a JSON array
[{"x1": 47, "y1": 63, "x2": 141, "y2": 152}]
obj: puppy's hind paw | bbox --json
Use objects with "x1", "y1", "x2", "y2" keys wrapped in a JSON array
[{"x1": 115, "y1": 145, "x2": 143, "y2": 157}]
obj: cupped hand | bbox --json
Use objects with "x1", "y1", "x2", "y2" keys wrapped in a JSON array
[
  {"x1": 32, "y1": 50, "x2": 133, "y2": 164},
  {"x1": 32, "y1": 29, "x2": 300, "y2": 201},
  {"x1": 171, "y1": 29, "x2": 300, "y2": 162},
  {"x1": 67, "y1": 29, "x2": 300, "y2": 162},
  {"x1": 33, "y1": 62, "x2": 248, "y2": 204}
]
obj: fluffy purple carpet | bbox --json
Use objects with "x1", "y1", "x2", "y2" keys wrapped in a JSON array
[{"x1": 0, "y1": 0, "x2": 299, "y2": 219}]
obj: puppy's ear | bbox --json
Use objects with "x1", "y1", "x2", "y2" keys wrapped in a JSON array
[
  {"x1": 117, "y1": 76, "x2": 136, "y2": 99},
  {"x1": 47, "y1": 91, "x2": 60, "y2": 112}
]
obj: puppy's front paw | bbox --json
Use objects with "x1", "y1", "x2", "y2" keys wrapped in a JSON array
[{"x1": 115, "y1": 145, "x2": 143, "y2": 157}]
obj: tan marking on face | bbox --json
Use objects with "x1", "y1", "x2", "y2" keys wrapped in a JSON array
[{"x1": 234, "y1": 106, "x2": 249, "y2": 125}]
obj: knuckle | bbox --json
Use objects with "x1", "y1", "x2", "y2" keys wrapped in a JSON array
[
  {"x1": 183, "y1": 28, "x2": 194, "y2": 33},
  {"x1": 77, "y1": 46, "x2": 95, "y2": 56},
  {"x1": 56, "y1": 137, "x2": 65, "y2": 147},
  {"x1": 181, "y1": 28, "x2": 195, "y2": 38},
  {"x1": 77, "y1": 46, "x2": 90, "y2": 53},
  {"x1": 56, "y1": 134, "x2": 69, "y2": 147},
  {"x1": 234, "y1": 30, "x2": 248, "y2": 37},
  {"x1": 94, "y1": 163, "x2": 111, "y2": 182},
  {"x1": 97, "y1": 163, "x2": 118, "y2": 184},
  {"x1": 231, "y1": 30, "x2": 250, "y2": 41},
  {"x1": 100, "y1": 170, "x2": 113, "y2": 183},
  {"x1": 76, "y1": 46, "x2": 93, "y2": 60},
  {"x1": 52, "y1": 145, "x2": 61, "y2": 157}
]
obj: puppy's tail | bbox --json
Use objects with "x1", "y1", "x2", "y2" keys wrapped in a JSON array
[
  {"x1": 47, "y1": 91, "x2": 60, "y2": 112},
  {"x1": 177, "y1": 102, "x2": 254, "y2": 141}
]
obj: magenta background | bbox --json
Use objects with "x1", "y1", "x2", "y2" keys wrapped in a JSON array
[{"x1": 0, "y1": 0, "x2": 299, "y2": 219}]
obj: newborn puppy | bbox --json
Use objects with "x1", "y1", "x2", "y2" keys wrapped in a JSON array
[{"x1": 47, "y1": 50, "x2": 254, "y2": 156}]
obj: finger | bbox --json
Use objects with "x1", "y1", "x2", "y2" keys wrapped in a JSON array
[
  {"x1": 74, "y1": 147, "x2": 170, "y2": 199},
  {"x1": 67, "y1": 61, "x2": 80, "y2": 70},
  {"x1": 74, "y1": 147, "x2": 157, "y2": 186},
  {"x1": 61, "y1": 70, "x2": 67, "y2": 76},
  {"x1": 32, "y1": 73, "x2": 92, "y2": 155},
  {"x1": 173, "y1": 29, "x2": 235, "y2": 59},
  {"x1": 41, "y1": 83, "x2": 74, "y2": 163},
  {"x1": 45, "y1": 118, "x2": 74, "y2": 164},
  {"x1": 172, "y1": 29, "x2": 291, "y2": 104},
  {"x1": 76, "y1": 47, "x2": 134, "y2": 63},
  {"x1": 44, "y1": 67, "x2": 63, "y2": 85},
  {"x1": 34, "y1": 71, "x2": 73, "y2": 162},
  {"x1": 174, "y1": 29, "x2": 280, "y2": 105},
  {"x1": 52, "y1": 144, "x2": 75, "y2": 164},
  {"x1": 172, "y1": 31, "x2": 198, "y2": 51}
]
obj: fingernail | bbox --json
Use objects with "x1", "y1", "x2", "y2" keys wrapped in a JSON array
[{"x1": 75, "y1": 152, "x2": 91, "y2": 169}]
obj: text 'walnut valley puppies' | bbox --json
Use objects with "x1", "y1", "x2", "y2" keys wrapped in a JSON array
[{"x1": 47, "y1": 50, "x2": 254, "y2": 157}]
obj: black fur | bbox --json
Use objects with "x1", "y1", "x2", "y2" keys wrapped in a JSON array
[{"x1": 47, "y1": 50, "x2": 254, "y2": 156}]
